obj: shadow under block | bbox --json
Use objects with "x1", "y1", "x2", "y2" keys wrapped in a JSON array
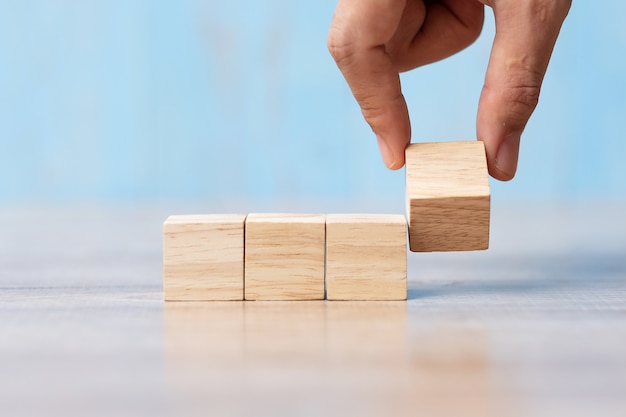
[
  {"x1": 405, "y1": 141, "x2": 490, "y2": 252},
  {"x1": 244, "y1": 214, "x2": 325, "y2": 301},
  {"x1": 163, "y1": 214, "x2": 246, "y2": 301},
  {"x1": 326, "y1": 214, "x2": 407, "y2": 301}
]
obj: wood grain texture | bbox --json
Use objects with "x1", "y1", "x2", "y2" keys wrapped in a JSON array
[
  {"x1": 405, "y1": 141, "x2": 490, "y2": 252},
  {"x1": 245, "y1": 213, "x2": 325, "y2": 301},
  {"x1": 326, "y1": 214, "x2": 407, "y2": 301},
  {"x1": 163, "y1": 214, "x2": 246, "y2": 301}
]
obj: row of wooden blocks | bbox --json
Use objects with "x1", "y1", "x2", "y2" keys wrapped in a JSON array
[
  {"x1": 163, "y1": 141, "x2": 491, "y2": 301},
  {"x1": 164, "y1": 213, "x2": 408, "y2": 301}
]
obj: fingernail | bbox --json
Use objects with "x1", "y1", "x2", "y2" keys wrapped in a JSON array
[
  {"x1": 495, "y1": 133, "x2": 521, "y2": 179},
  {"x1": 377, "y1": 135, "x2": 397, "y2": 169}
]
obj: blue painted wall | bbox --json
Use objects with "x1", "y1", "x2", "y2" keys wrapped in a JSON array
[{"x1": 0, "y1": 1, "x2": 624, "y2": 204}]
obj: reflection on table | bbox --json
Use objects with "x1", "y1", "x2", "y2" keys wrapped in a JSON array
[{"x1": 164, "y1": 301, "x2": 502, "y2": 417}]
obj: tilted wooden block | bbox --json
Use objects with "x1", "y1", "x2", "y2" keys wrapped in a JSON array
[
  {"x1": 245, "y1": 214, "x2": 325, "y2": 301},
  {"x1": 405, "y1": 141, "x2": 490, "y2": 252},
  {"x1": 163, "y1": 214, "x2": 246, "y2": 301},
  {"x1": 326, "y1": 214, "x2": 407, "y2": 301}
]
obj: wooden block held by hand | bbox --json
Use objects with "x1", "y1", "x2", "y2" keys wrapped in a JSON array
[
  {"x1": 405, "y1": 141, "x2": 490, "y2": 252},
  {"x1": 326, "y1": 214, "x2": 407, "y2": 301},
  {"x1": 245, "y1": 214, "x2": 325, "y2": 301},
  {"x1": 163, "y1": 214, "x2": 246, "y2": 301}
]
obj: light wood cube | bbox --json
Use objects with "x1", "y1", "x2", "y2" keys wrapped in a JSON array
[
  {"x1": 244, "y1": 214, "x2": 325, "y2": 301},
  {"x1": 326, "y1": 214, "x2": 407, "y2": 301},
  {"x1": 163, "y1": 214, "x2": 246, "y2": 301},
  {"x1": 405, "y1": 141, "x2": 490, "y2": 252}
]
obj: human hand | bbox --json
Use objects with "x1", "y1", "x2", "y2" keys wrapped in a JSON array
[{"x1": 328, "y1": 0, "x2": 571, "y2": 180}]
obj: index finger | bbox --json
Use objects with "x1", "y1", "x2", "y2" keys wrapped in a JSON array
[{"x1": 327, "y1": 0, "x2": 410, "y2": 169}]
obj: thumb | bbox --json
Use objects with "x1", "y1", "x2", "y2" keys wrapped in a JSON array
[{"x1": 477, "y1": 0, "x2": 571, "y2": 181}]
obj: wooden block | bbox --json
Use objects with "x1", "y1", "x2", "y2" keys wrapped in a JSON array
[
  {"x1": 405, "y1": 141, "x2": 490, "y2": 252},
  {"x1": 326, "y1": 214, "x2": 407, "y2": 301},
  {"x1": 245, "y1": 214, "x2": 325, "y2": 301},
  {"x1": 163, "y1": 214, "x2": 246, "y2": 301}
]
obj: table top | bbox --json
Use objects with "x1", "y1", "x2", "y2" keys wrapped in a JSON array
[{"x1": 1, "y1": 203, "x2": 625, "y2": 417}]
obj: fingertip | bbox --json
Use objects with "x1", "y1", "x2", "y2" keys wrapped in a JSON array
[
  {"x1": 488, "y1": 165, "x2": 515, "y2": 182},
  {"x1": 490, "y1": 134, "x2": 520, "y2": 181},
  {"x1": 377, "y1": 135, "x2": 397, "y2": 169},
  {"x1": 392, "y1": 155, "x2": 406, "y2": 170},
  {"x1": 387, "y1": 155, "x2": 406, "y2": 171},
  {"x1": 477, "y1": 86, "x2": 523, "y2": 181},
  {"x1": 377, "y1": 135, "x2": 406, "y2": 170}
]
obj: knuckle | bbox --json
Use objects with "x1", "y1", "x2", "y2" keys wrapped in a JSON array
[
  {"x1": 483, "y1": 67, "x2": 543, "y2": 127},
  {"x1": 327, "y1": 25, "x2": 355, "y2": 66},
  {"x1": 359, "y1": 96, "x2": 386, "y2": 125},
  {"x1": 548, "y1": 0, "x2": 572, "y2": 17},
  {"x1": 501, "y1": 79, "x2": 542, "y2": 122},
  {"x1": 557, "y1": 0, "x2": 573, "y2": 20},
  {"x1": 467, "y1": 21, "x2": 484, "y2": 44},
  {"x1": 502, "y1": 63, "x2": 543, "y2": 120},
  {"x1": 528, "y1": 0, "x2": 572, "y2": 22},
  {"x1": 462, "y1": 7, "x2": 485, "y2": 43},
  {"x1": 358, "y1": 93, "x2": 404, "y2": 128},
  {"x1": 506, "y1": 85, "x2": 540, "y2": 118}
]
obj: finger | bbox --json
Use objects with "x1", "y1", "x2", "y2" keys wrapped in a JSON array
[
  {"x1": 477, "y1": 0, "x2": 571, "y2": 181},
  {"x1": 328, "y1": 0, "x2": 410, "y2": 170},
  {"x1": 388, "y1": 0, "x2": 485, "y2": 72}
]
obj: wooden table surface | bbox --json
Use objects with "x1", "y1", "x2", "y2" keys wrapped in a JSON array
[{"x1": 1, "y1": 203, "x2": 625, "y2": 417}]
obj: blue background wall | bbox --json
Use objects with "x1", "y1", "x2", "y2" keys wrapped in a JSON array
[{"x1": 0, "y1": 1, "x2": 624, "y2": 206}]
